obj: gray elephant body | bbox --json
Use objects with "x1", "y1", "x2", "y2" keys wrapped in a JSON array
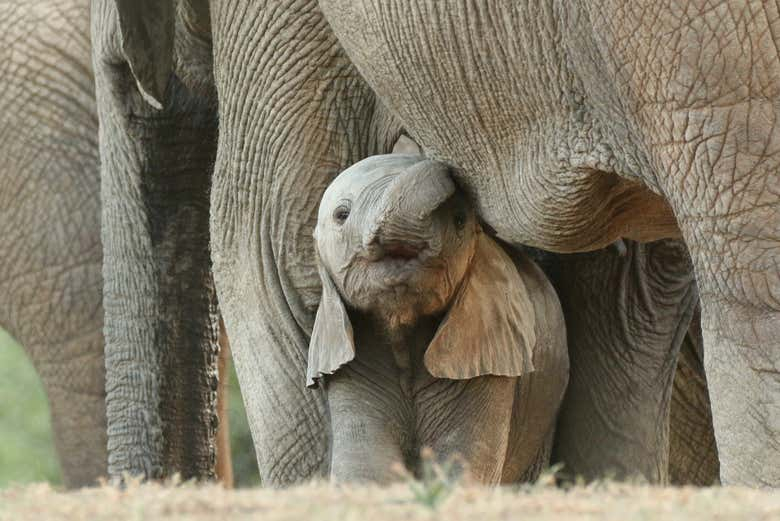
[
  {"x1": 320, "y1": 0, "x2": 780, "y2": 486},
  {"x1": 0, "y1": 0, "x2": 235, "y2": 488},
  {"x1": 93, "y1": 0, "x2": 760, "y2": 486},
  {"x1": 325, "y1": 318, "x2": 537, "y2": 484},
  {"x1": 0, "y1": 0, "x2": 105, "y2": 488},
  {"x1": 309, "y1": 155, "x2": 568, "y2": 483}
]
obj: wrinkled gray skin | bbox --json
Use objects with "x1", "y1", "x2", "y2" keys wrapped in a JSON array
[
  {"x1": 95, "y1": 1, "x2": 774, "y2": 486},
  {"x1": 91, "y1": 0, "x2": 221, "y2": 480},
  {"x1": 321, "y1": 1, "x2": 780, "y2": 487},
  {"x1": 0, "y1": 0, "x2": 105, "y2": 488},
  {"x1": 309, "y1": 155, "x2": 568, "y2": 483},
  {"x1": 541, "y1": 239, "x2": 708, "y2": 484}
]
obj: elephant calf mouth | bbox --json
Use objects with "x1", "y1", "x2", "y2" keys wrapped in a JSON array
[
  {"x1": 364, "y1": 240, "x2": 427, "y2": 263},
  {"x1": 381, "y1": 242, "x2": 423, "y2": 260}
]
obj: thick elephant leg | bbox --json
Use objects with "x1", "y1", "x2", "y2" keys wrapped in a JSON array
[
  {"x1": 0, "y1": 306, "x2": 107, "y2": 489},
  {"x1": 91, "y1": 0, "x2": 220, "y2": 480},
  {"x1": 570, "y1": 0, "x2": 780, "y2": 486},
  {"x1": 209, "y1": 0, "x2": 402, "y2": 485},
  {"x1": 43, "y1": 334, "x2": 107, "y2": 488},
  {"x1": 549, "y1": 240, "x2": 697, "y2": 484},
  {"x1": 681, "y1": 220, "x2": 780, "y2": 486},
  {"x1": 0, "y1": 0, "x2": 106, "y2": 488},
  {"x1": 668, "y1": 306, "x2": 719, "y2": 486}
]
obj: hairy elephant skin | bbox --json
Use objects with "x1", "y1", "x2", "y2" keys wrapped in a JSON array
[
  {"x1": 321, "y1": 1, "x2": 780, "y2": 486},
  {"x1": 0, "y1": 0, "x2": 105, "y2": 488}
]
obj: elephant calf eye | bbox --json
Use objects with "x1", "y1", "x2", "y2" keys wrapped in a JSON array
[{"x1": 333, "y1": 206, "x2": 350, "y2": 224}]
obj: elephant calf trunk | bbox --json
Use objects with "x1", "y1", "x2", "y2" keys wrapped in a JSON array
[{"x1": 365, "y1": 159, "x2": 456, "y2": 250}]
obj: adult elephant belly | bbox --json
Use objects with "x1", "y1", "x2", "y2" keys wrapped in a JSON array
[{"x1": 319, "y1": 1, "x2": 680, "y2": 253}]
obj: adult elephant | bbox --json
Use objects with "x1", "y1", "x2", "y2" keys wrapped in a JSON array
[
  {"x1": 94, "y1": 1, "x2": 773, "y2": 486},
  {"x1": 669, "y1": 305, "x2": 720, "y2": 486},
  {"x1": 0, "y1": 0, "x2": 105, "y2": 488},
  {"x1": 0, "y1": 0, "x2": 234, "y2": 488},
  {"x1": 319, "y1": 1, "x2": 779, "y2": 487}
]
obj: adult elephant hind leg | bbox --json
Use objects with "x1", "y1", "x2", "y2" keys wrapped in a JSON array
[
  {"x1": 577, "y1": 0, "x2": 780, "y2": 486},
  {"x1": 0, "y1": 0, "x2": 106, "y2": 487},
  {"x1": 0, "y1": 265, "x2": 107, "y2": 489},
  {"x1": 209, "y1": 0, "x2": 402, "y2": 485},
  {"x1": 39, "y1": 328, "x2": 107, "y2": 488},
  {"x1": 647, "y1": 50, "x2": 780, "y2": 486},
  {"x1": 549, "y1": 239, "x2": 698, "y2": 484}
]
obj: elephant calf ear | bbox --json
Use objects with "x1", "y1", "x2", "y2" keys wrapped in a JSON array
[
  {"x1": 307, "y1": 264, "x2": 356, "y2": 387},
  {"x1": 424, "y1": 234, "x2": 538, "y2": 379},
  {"x1": 114, "y1": 0, "x2": 175, "y2": 109}
]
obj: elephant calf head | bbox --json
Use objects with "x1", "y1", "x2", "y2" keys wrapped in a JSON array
[
  {"x1": 306, "y1": 154, "x2": 569, "y2": 484},
  {"x1": 308, "y1": 154, "x2": 543, "y2": 385}
]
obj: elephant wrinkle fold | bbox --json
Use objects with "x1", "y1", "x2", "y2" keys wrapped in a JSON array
[{"x1": 308, "y1": 155, "x2": 568, "y2": 484}]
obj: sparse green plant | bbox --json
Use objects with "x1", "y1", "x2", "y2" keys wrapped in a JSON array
[
  {"x1": 534, "y1": 462, "x2": 565, "y2": 488},
  {"x1": 514, "y1": 462, "x2": 567, "y2": 494},
  {"x1": 401, "y1": 447, "x2": 461, "y2": 510}
]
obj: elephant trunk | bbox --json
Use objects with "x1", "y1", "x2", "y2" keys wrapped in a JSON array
[{"x1": 365, "y1": 160, "x2": 455, "y2": 255}]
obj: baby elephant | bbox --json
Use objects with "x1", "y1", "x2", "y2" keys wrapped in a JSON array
[{"x1": 308, "y1": 155, "x2": 568, "y2": 484}]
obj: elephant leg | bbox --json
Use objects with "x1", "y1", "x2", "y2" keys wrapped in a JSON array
[
  {"x1": 571, "y1": 0, "x2": 780, "y2": 486},
  {"x1": 40, "y1": 331, "x2": 107, "y2": 489},
  {"x1": 679, "y1": 211, "x2": 780, "y2": 486},
  {"x1": 416, "y1": 376, "x2": 516, "y2": 485},
  {"x1": 326, "y1": 364, "x2": 411, "y2": 484},
  {"x1": 668, "y1": 306, "x2": 719, "y2": 486},
  {"x1": 91, "y1": 0, "x2": 220, "y2": 480},
  {"x1": 549, "y1": 239, "x2": 697, "y2": 484},
  {"x1": 661, "y1": 108, "x2": 780, "y2": 485},
  {"x1": 0, "y1": 0, "x2": 106, "y2": 488},
  {"x1": 0, "y1": 273, "x2": 106, "y2": 489},
  {"x1": 209, "y1": 0, "x2": 402, "y2": 485}
]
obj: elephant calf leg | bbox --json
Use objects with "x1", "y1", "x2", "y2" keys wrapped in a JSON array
[
  {"x1": 326, "y1": 366, "x2": 411, "y2": 483},
  {"x1": 417, "y1": 376, "x2": 516, "y2": 485}
]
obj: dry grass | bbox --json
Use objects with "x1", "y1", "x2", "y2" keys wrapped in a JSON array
[{"x1": 2, "y1": 478, "x2": 779, "y2": 521}]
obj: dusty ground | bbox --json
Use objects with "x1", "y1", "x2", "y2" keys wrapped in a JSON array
[{"x1": 2, "y1": 478, "x2": 779, "y2": 521}]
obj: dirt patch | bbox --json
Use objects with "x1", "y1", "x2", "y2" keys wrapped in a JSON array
[{"x1": 1, "y1": 480, "x2": 779, "y2": 521}]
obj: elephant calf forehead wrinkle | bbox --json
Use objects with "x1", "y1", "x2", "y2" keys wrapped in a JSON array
[{"x1": 319, "y1": 155, "x2": 421, "y2": 209}]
